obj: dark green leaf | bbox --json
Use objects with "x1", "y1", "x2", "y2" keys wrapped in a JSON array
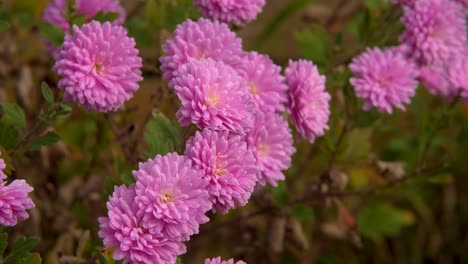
[
  {"x1": 292, "y1": 204, "x2": 314, "y2": 222},
  {"x1": 17, "y1": 253, "x2": 42, "y2": 264},
  {"x1": 0, "y1": 118, "x2": 19, "y2": 150},
  {"x1": 0, "y1": 20, "x2": 9, "y2": 32},
  {"x1": 144, "y1": 112, "x2": 180, "y2": 157},
  {"x1": 70, "y1": 14, "x2": 87, "y2": 28},
  {"x1": 98, "y1": 253, "x2": 109, "y2": 264},
  {"x1": 176, "y1": 257, "x2": 183, "y2": 264},
  {"x1": 272, "y1": 181, "x2": 289, "y2": 208},
  {"x1": 41, "y1": 82, "x2": 54, "y2": 105},
  {"x1": 5, "y1": 237, "x2": 40, "y2": 262},
  {"x1": 256, "y1": 0, "x2": 315, "y2": 49},
  {"x1": 295, "y1": 26, "x2": 330, "y2": 67},
  {"x1": 0, "y1": 232, "x2": 8, "y2": 257},
  {"x1": 26, "y1": 132, "x2": 61, "y2": 151},
  {"x1": 92, "y1": 11, "x2": 120, "y2": 23},
  {"x1": 357, "y1": 203, "x2": 414, "y2": 239},
  {"x1": 1, "y1": 103, "x2": 26, "y2": 129},
  {"x1": 38, "y1": 22, "x2": 65, "y2": 47}
]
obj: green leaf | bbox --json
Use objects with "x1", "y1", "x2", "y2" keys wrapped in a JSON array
[
  {"x1": 41, "y1": 82, "x2": 54, "y2": 105},
  {"x1": 1, "y1": 103, "x2": 26, "y2": 129},
  {"x1": 17, "y1": 253, "x2": 42, "y2": 264},
  {"x1": 38, "y1": 21, "x2": 65, "y2": 47},
  {"x1": 26, "y1": 132, "x2": 61, "y2": 151},
  {"x1": 70, "y1": 14, "x2": 87, "y2": 28},
  {"x1": 0, "y1": 232, "x2": 8, "y2": 257},
  {"x1": 292, "y1": 204, "x2": 314, "y2": 222},
  {"x1": 427, "y1": 173, "x2": 453, "y2": 185},
  {"x1": 98, "y1": 253, "x2": 109, "y2": 264},
  {"x1": 0, "y1": 20, "x2": 9, "y2": 32},
  {"x1": 295, "y1": 26, "x2": 330, "y2": 67},
  {"x1": 92, "y1": 11, "x2": 120, "y2": 23},
  {"x1": 256, "y1": 0, "x2": 315, "y2": 49},
  {"x1": 0, "y1": 118, "x2": 19, "y2": 149},
  {"x1": 5, "y1": 237, "x2": 40, "y2": 262},
  {"x1": 176, "y1": 257, "x2": 183, "y2": 264},
  {"x1": 357, "y1": 203, "x2": 414, "y2": 239},
  {"x1": 144, "y1": 112, "x2": 180, "y2": 157},
  {"x1": 272, "y1": 181, "x2": 289, "y2": 208}
]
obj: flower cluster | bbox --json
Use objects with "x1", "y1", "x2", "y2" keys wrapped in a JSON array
[
  {"x1": 194, "y1": 0, "x2": 266, "y2": 25},
  {"x1": 99, "y1": 153, "x2": 211, "y2": 263},
  {"x1": 350, "y1": 0, "x2": 467, "y2": 112},
  {"x1": 0, "y1": 153, "x2": 35, "y2": 227},
  {"x1": 53, "y1": 21, "x2": 143, "y2": 112}
]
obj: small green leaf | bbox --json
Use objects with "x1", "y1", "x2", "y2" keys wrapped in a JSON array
[
  {"x1": 5, "y1": 237, "x2": 40, "y2": 262},
  {"x1": 41, "y1": 82, "x2": 54, "y2": 105},
  {"x1": 17, "y1": 253, "x2": 42, "y2": 264},
  {"x1": 292, "y1": 204, "x2": 314, "y2": 222},
  {"x1": 357, "y1": 203, "x2": 414, "y2": 239},
  {"x1": 271, "y1": 181, "x2": 289, "y2": 208},
  {"x1": 0, "y1": 232, "x2": 8, "y2": 257},
  {"x1": 1, "y1": 103, "x2": 26, "y2": 129},
  {"x1": 176, "y1": 257, "x2": 183, "y2": 264},
  {"x1": 427, "y1": 173, "x2": 453, "y2": 185},
  {"x1": 295, "y1": 26, "x2": 330, "y2": 67},
  {"x1": 0, "y1": 118, "x2": 19, "y2": 150},
  {"x1": 38, "y1": 21, "x2": 65, "y2": 47},
  {"x1": 144, "y1": 112, "x2": 180, "y2": 157},
  {"x1": 26, "y1": 132, "x2": 61, "y2": 151},
  {"x1": 0, "y1": 21, "x2": 9, "y2": 32},
  {"x1": 98, "y1": 253, "x2": 109, "y2": 264},
  {"x1": 93, "y1": 11, "x2": 120, "y2": 23},
  {"x1": 70, "y1": 14, "x2": 87, "y2": 28}
]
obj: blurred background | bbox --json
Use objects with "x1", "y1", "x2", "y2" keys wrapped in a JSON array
[{"x1": 0, "y1": 0, "x2": 468, "y2": 263}]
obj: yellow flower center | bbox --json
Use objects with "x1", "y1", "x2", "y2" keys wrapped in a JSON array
[
  {"x1": 257, "y1": 143, "x2": 269, "y2": 157},
  {"x1": 161, "y1": 193, "x2": 172, "y2": 203},
  {"x1": 207, "y1": 93, "x2": 220, "y2": 106},
  {"x1": 94, "y1": 63, "x2": 104, "y2": 72},
  {"x1": 249, "y1": 82, "x2": 258, "y2": 95}
]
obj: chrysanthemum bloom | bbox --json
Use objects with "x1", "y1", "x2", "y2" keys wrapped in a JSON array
[
  {"x1": 173, "y1": 58, "x2": 254, "y2": 134},
  {"x1": 246, "y1": 111, "x2": 295, "y2": 187},
  {"x1": 160, "y1": 18, "x2": 243, "y2": 86},
  {"x1": 0, "y1": 171, "x2": 35, "y2": 226},
  {"x1": 205, "y1": 257, "x2": 247, "y2": 264},
  {"x1": 349, "y1": 47, "x2": 418, "y2": 113},
  {"x1": 42, "y1": 0, "x2": 126, "y2": 34},
  {"x1": 53, "y1": 21, "x2": 143, "y2": 112},
  {"x1": 448, "y1": 56, "x2": 468, "y2": 101},
  {"x1": 419, "y1": 65, "x2": 457, "y2": 99},
  {"x1": 232, "y1": 52, "x2": 288, "y2": 113},
  {"x1": 400, "y1": 0, "x2": 467, "y2": 65},
  {"x1": 285, "y1": 60, "x2": 331, "y2": 143},
  {"x1": 194, "y1": 0, "x2": 266, "y2": 25},
  {"x1": 133, "y1": 153, "x2": 212, "y2": 241},
  {"x1": 185, "y1": 130, "x2": 257, "y2": 214},
  {"x1": 98, "y1": 184, "x2": 185, "y2": 264}
]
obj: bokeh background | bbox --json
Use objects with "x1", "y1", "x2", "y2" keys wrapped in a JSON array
[{"x1": 1, "y1": 0, "x2": 468, "y2": 263}]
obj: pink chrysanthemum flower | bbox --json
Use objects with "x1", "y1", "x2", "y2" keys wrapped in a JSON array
[
  {"x1": 205, "y1": 257, "x2": 247, "y2": 264},
  {"x1": 173, "y1": 58, "x2": 254, "y2": 134},
  {"x1": 194, "y1": 0, "x2": 266, "y2": 25},
  {"x1": 0, "y1": 157, "x2": 35, "y2": 227},
  {"x1": 400, "y1": 0, "x2": 467, "y2": 65},
  {"x1": 42, "y1": 0, "x2": 126, "y2": 34},
  {"x1": 246, "y1": 111, "x2": 295, "y2": 187},
  {"x1": 419, "y1": 64, "x2": 457, "y2": 99},
  {"x1": 185, "y1": 130, "x2": 257, "y2": 214},
  {"x1": 349, "y1": 47, "x2": 418, "y2": 113},
  {"x1": 232, "y1": 52, "x2": 288, "y2": 113},
  {"x1": 285, "y1": 60, "x2": 331, "y2": 143},
  {"x1": 448, "y1": 56, "x2": 468, "y2": 101},
  {"x1": 53, "y1": 21, "x2": 143, "y2": 112},
  {"x1": 98, "y1": 184, "x2": 185, "y2": 264},
  {"x1": 160, "y1": 18, "x2": 243, "y2": 86},
  {"x1": 133, "y1": 153, "x2": 212, "y2": 241}
]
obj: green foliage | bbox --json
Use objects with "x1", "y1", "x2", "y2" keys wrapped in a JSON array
[
  {"x1": 41, "y1": 82, "x2": 54, "y2": 106},
  {"x1": 1, "y1": 103, "x2": 26, "y2": 130},
  {"x1": 26, "y1": 131, "x2": 61, "y2": 151},
  {"x1": 0, "y1": 119, "x2": 19, "y2": 150},
  {"x1": 292, "y1": 204, "x2": 314, "y2": 222},
  {"x1": 295, "y1": 25, "x2": 330, "y2": 68},
  {"x1": 92, "y1": 11, "x2": 121, "y2": 23},
  {"x1": 2, "y1": 236, "x2": 40, "y2": 263},
  {"x1": 144, "y1": 112, "x2": 180, "y2": 157},
  {"x1": 0, "y1": 233, "x2": 7, "y2": 257},
  {"x1": 157, "y1": 0, "x2": 200, "y2": 31},
  {"x1": 38, "y1": 22, "x2": 65, "y2": 47},
  {"x1": 357, "y1": 203, "x2": 414, "y2": 239},
  {"x1": 272, "y1": 181, "x2": 289, "y2": 208},
  {"x1": 0, "y1": 21, "x2": 9, "y2": 32}
]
